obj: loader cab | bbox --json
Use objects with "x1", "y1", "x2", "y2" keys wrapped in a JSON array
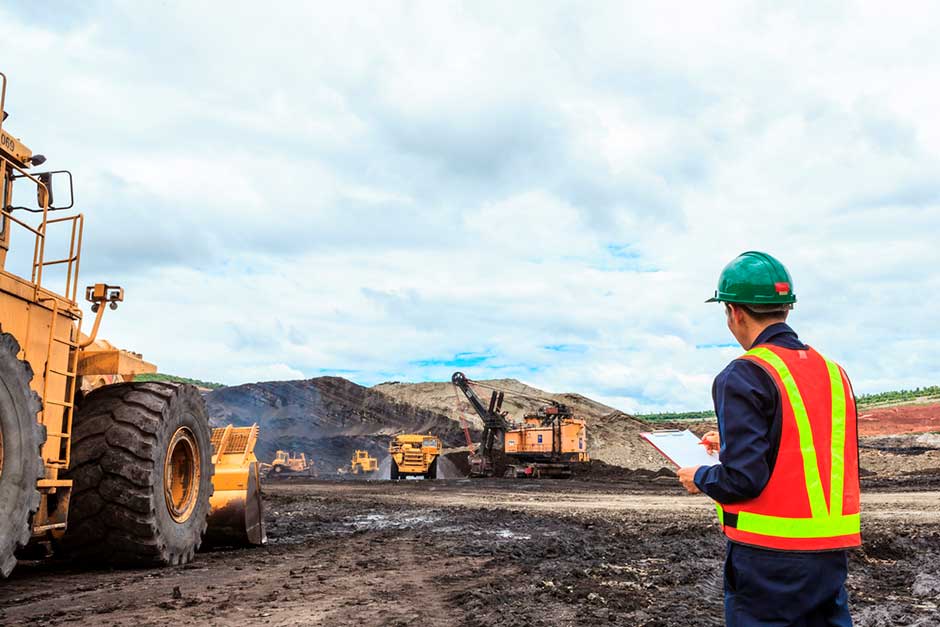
[
  {"x1": 0, "y1": 114, "x2": 75, "y2": 278},
  {"x1": 0, "y1": 162, "x2": 9, "y2": 267}
]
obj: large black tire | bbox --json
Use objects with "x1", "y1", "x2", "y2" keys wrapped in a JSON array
[
  {"x1": 62, "y1": 382, "x2": 214, "y2": 567},
  {"x1": 389, "y1": 462, "x2": 399, "y2": 481},
  {"x1": 0, "y1": 333, "x2": 44, "y2": 578},
  {"x1": 426, "y1": 458, "x2": 438, "y2": 480}
]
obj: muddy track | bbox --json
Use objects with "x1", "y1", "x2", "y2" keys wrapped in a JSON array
[{"x1": 1, "y1": 480, "x2": 938, "y2": 626}]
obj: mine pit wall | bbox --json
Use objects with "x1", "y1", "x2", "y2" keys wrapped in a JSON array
[
  {"x1": 201, "y1": 375, "x2": 772, "y2": 478},
  {"x1": 204, "y1": 376, "x2": 474, "y2": 477},
  {"x1": 203, "y1": 375, "x2": 707, "y2": 475}
]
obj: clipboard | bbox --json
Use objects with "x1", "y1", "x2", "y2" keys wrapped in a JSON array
[{"x1": 640, "y1": 429, "x2": 720, "y2": 468}]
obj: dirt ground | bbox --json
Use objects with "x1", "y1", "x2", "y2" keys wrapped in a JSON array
[{"x1": 2, "y1": 479, "x2": 939, "y2": 626}]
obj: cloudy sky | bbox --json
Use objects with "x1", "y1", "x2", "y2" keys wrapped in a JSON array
[{"x1": 1, "y1": 2, "x2": 938, "y2": 413}]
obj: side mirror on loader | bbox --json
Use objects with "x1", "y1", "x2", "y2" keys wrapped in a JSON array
[
  {"x1": 35, "y1": 170, "x2": 73, "y2": 211},
  {"x1": 9, "y1": 169, "x2": 74, "y2": 212}
]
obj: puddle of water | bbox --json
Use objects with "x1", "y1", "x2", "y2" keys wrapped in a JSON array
[
  {"x1": 333, "y1": 511, "x2": 534, "y2": 542},
  {"x1": 495, "y1": 529, "x2": 532, "y2": 540},
  {"x1": 343, "y1": 511, "x2": 442, "y2": 531}
]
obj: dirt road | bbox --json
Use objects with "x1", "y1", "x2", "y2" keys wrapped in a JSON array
[{"x1": 2, "y1": 479, "x2": 938, "y2": 626}]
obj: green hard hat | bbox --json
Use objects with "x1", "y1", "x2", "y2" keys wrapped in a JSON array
[{"x1": 706, "y1": 251, "x2": 796, "y2": 306}]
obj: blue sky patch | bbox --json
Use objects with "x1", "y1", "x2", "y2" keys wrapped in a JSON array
[
  {"x1": 543, "y1": 343, "x2": 588, "y2": 354},
  {"x1": 592, "y1": 244, "x2": 660, "y2": 273},
  {"x1": 606, "y1": 244, "x2": 641, "y2": 259},
  {"x1": 411, "y1": 352, "x2": 491, "y2": 368}
]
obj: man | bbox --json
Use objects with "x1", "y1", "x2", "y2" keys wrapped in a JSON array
[{"x1": 677, "y1": 251, "x2": 860, "y2": 626}]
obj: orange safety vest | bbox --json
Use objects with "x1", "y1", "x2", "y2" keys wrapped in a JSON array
[{"x1": 715, "y1": 344, "x2": 861, "y2": 551}]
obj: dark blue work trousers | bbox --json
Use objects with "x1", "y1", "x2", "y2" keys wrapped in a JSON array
[{"x1": 724, "y1": 542, "x2": 852, "y2": 626}]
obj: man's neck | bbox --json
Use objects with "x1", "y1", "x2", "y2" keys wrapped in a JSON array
[{"x1": 745, "y1": 321, "x2": 780, "y2": 350}]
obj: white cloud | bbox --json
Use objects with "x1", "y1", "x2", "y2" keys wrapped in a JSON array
[
  {"x1": 225, "y1": 364, "x2": 307, "y2": 386},
  {"x1": 1, "y1": 2, "x2": 938, "y2": 412}
]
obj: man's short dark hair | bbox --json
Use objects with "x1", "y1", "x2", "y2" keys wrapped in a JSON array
[{"x1": 725, "y1": 302, "x2": 791, "y2": 323}]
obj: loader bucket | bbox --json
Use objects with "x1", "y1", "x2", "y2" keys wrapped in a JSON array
[{"x1": 204, "y1": 425, "x2": 267, "y2": 546}]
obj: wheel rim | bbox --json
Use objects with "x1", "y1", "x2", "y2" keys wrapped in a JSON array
[{"x1": 163, "y1": 427, "x2": 200, "y2": 523}]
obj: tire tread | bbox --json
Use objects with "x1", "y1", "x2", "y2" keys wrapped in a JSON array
[
  {"x1": 62, "y1": 382, "x2": 213, "y2": 567},
  {"x1": 0, "y1": 331, "x2": 44, "y2": 578}
]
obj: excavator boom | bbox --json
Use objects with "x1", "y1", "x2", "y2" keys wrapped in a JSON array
[{"x1": 451, "y1": 372, "x2": 509, "y2": 477}]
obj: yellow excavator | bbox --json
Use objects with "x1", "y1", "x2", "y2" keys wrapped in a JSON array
[{"x1": 0, "y1": 72, "x2": 263, "y2": 576}]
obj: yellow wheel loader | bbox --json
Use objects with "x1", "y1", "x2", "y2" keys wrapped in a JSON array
[
  {"x1": 0, "y1": 73, "x2": 263, "y2": 577},
  {"x1": 350, "y1": 449, "x2": 378, "y2": 474}
]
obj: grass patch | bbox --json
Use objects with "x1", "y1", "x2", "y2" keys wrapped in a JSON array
[
  {"x1": 856, "y1": 386, "x2": 940, "y2": 408},
  {"x1": 636, "y1": 410, "x2": 717, "y2": 423},
  {"x1": 134, "y1": 373, "x2": 225, "y2": 390}
]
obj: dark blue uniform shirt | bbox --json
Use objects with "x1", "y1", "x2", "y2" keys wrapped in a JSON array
[
  {"x1": 695, "y1": 322, "x2": 854, "y2": 625},
  {"x1": 693, "y1": 322, "x2": 807, "y2": 502}
]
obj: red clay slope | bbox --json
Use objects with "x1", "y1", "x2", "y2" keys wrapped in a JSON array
[{"x1": 857, "y1": 402, "x2": 940, "y2": 436}]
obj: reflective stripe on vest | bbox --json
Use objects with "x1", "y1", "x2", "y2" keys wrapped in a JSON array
[{"x1": 715, "y1": 346, "x2": 860, "y2": 541}]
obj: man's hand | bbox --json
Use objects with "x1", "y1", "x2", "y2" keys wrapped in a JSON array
[
  {"x1": 699, "y1": 430, "x2": 720, "y2": 455},
  {"x1": 678, "y1": 465, "x2": 701, "y2": 494}
]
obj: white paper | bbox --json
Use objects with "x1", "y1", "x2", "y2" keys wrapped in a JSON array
[{"x1": 640, "y1": 429, "x2": 720, "y2": 468}]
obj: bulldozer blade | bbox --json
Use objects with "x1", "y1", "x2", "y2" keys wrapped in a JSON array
[
  {"x1": 204, "y1": 425, "x2": 267, "y2": 547},
  {"x1": 205, "y1": 460, "x2": 266, "y2": 546}
]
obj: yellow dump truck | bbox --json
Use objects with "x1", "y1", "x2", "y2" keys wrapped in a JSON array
[
  {"x1": 0, "y1": 72, "x2": 263, "y2": 576},
  {"x1": 389, "y1": 433, "x2": 441, "y2": 480},
  {"x1": 350, "y1": 449, "x2": 378, "y2": 474}
]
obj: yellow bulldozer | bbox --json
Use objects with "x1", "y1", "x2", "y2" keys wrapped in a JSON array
[
  {"x1": 389, "y1": 433, "x2": 441, "y2": 480},
  {"x1": 0, "y1": 72, "x2": 263, "y2": 577},
  {"x1": 350, "y1": 449, "x2": 378, "y2": 474},
  {"x1": 262, "y1": 450, "x2": 315, "y2": 478}
]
